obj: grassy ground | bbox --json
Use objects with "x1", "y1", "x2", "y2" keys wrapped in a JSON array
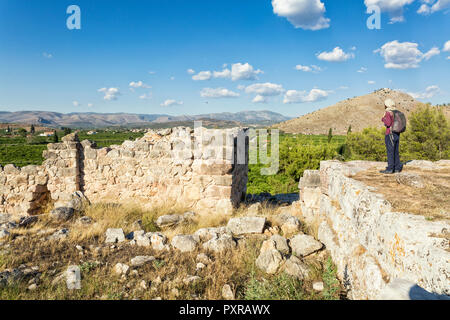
[{"x1": 0, "y1": 202, "x2": 344, "y2": 300}]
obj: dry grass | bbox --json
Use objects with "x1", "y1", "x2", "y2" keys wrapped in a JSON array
[{"x1": 352, "y1": 167, "x2": 450, "y2": 221}]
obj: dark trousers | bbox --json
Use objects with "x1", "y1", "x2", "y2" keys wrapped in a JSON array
[{"x1": 385, "y1": 133, "x2": 402, "y2": 172}]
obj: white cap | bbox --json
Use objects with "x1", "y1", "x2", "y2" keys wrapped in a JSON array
[{"x1": 384, "y1": 98, "x2": 396, "y2": 108}]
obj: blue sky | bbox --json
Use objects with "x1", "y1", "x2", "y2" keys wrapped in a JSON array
[{"x1": 0, "y1": 0, "x2": 449, "y2": 117}]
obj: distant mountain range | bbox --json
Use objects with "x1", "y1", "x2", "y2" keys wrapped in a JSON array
[{"x1": 0, "y1": 110, "x2": 291, "y2": 129}]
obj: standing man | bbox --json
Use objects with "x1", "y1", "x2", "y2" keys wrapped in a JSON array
[{"x1": 380, "y1": 99, "x2": 403, "y2": 174}]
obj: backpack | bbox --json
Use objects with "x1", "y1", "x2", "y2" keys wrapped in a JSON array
[{"x1": 391, "y1": 110, "x2": 407, "y2": 134}]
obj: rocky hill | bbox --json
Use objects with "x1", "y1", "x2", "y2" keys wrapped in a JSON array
[{"x1": 274, "y1": 89, "x2": 450, "y2": 135}]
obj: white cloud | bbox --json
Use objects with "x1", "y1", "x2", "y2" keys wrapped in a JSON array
[
  {"x1": 317, "y1": 47, "x2": 355, "y2": 62},
  {"x1": 187, "y1": 69, "x2": 195, "y2": 74},
  {"x1": 272, "y1": 0, "x2": 330, "y2": 30},
  {"x1": 417, "y1": 0, "x2": 450, "y2": 14},
  {"x1": 87, "y1": 103, "x2": 93, "y2": 108},
  {"x1": 200, "y1": 87, "x2": 240, "y2": 98},
  {"x1": 73, "y1": 101, "x2": 80, "y2": 107},
  {"x1": 129, "y1": 81, "x2": 151, "y2": 89},
  {"x1": 368, "y1": 80, "x2": 376, "y2": 84},
  {"x1": 295, "y1": 64, "x2": 322, "y2": 72},
  {"x1": 148, "y1": 71, "x2": 156, "y2": 75},
  {"x1": 192, "y1": 63, "x2": 263, "y2": 81},
  {"x1": 161, "y1": 99, "x2": 183, "y2": 107},
  {"x1": 283, "y1": 88, "x2": 329, "y2": 104},
  {"x1": 229, "y1": 63, "x2": 263, "y2": 81},
  {"x1": 192, "y1": 71, "x2": 212, "y2": 81},
  {"x1": 375, "y1": 40, "x2": 440, "y2": 69},
  {"x1": 364, "y1": 0, "x2": 415, "y2": 23},
  {"x1": 252, "y1": 95, "x2": 268, "y2": 104},
  {"x1": 443, "y1": 40, "x2": 450, "y2": 52},
  {"x1": 98, "y1": 87, "x2": 120, "y2": 101},
  {"x1": 43, "y1": 52, "x2": 53, "y2": 59},
  {"x1": 213, "y1": 69, "x2": 232, "y2": 79},
  {"x1": 139, "y1": 92, "x2": 152, "y2": 100},
  {"x1": 357, "y1": 67, "x2": 368, "y2": 73},
  {"x1": 245, "y1": 83, "x2": 285, "y2": 96},
  {"x1": 406, "y1": 85, "x2": 441, "y2": 99}
]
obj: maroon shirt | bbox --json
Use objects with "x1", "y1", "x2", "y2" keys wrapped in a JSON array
[{"x1": 382, "y1": 111, "x2": 394, "y2": 135}]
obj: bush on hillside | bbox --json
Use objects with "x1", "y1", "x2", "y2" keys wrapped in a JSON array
[
  {"x1": 402, "y1": 106, "x2": 450, "y2": 161},
  {"x1": 345, "y1": 127, "x2": 386, "y2": 161}
]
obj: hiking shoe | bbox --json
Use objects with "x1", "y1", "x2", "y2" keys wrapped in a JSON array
[{"x1": 379, "y1": 170, "x2": 394, "y2": 174}]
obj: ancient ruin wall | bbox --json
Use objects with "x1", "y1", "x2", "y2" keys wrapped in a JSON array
[
  {"x1": 40, "y1": 127, "x2": 248, "y2": 214},
  {"x1": 299, "y1": 161, "x2": 450, "y2": 300},
  {"x1": 0, "y1": 164, "x2": 48, "y2": 216}
]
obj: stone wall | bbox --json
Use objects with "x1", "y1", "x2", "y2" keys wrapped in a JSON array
[
  {"x1": 41, "y1": 127, "x2": 248, "y2": 215},
  {"x1": 0, "y1": 164, "x2": 48, "y2": 216},
  {"x1": 299, "y1": 160, "x2": 450, "y2": 300}
]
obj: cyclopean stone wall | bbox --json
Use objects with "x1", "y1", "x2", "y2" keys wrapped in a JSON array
[
  {"x1": 41, "y1": 127, "x2": 249, "y2": 215},
  {"x1": 0, "y1": 164, "x2": 49, "y2": 216},
  {"x1": 298, "y1": 160, "x2": 450, "y2": 300}
]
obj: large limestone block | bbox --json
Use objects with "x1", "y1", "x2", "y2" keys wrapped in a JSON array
[
  {"x1": 290, "y1": 234, "x2": 323, "y2": 257},
  {"x1": 227, "y1": 217, "x2": 266, "y2": 235},
  {"x1": 171, "y1": 235, "x2": 198, "y2": 252}
]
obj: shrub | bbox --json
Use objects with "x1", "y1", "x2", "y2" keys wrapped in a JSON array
[
  {"x1": 345, "y1": 127, "x2": 386, "y2": 161},
  {"x1": 402, "y1": 106, "x2": 450, "y2": 161},
  {"x1": 243, "y1": 272, "x2": 304, "y2": 300}
]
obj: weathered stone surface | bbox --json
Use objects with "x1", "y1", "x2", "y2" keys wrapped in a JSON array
[
  {"x1": 113, "y1": 263, "x2": 130, "y2": 276},
  {"x1": 48, "y1": 228, "x2": 69, "y2": 241},
  {"x1": 255, "y1": 249, "x2": 283, "y2": 274},
  {"x1": 171, "y1": 235, "x2": 198, "y2": 252},
  {"x1": 395, "y1": 173, "x2": 425, "y2": 188},
  {"x1": 156, "y1": 214, "x2": 184, "y2": 228},
  {"x1": 283, "y1": 256, "x2": 309, "y2": 280},
  {"x1": 247, "y1": 203, "x2": 262, "y2": 215},
  {"x1": 131, "y1": 256, "x2": 155, "y2": 267},
  {"x1": 310, "y1": 160, "x2": 450, "y2": 300},
  {"x1": 202, "y1": 234, "x2": 236, "y2": 253},
  {"x1": 227, "y1": 217, "x2": 266, "y2": 235},
  {"x1": 222, "y1": 284, "x2": 235, "y2": 300},
  {"x1": 19, "y1": 216, "x2": 38, "y2": 228},
  {"x1": 105, "y1": 228, "x2": 125, "y2": 243},
  {"x1": 270, "y1": 235, "x2": 290, "y2": 255},
  {"x1": 50, "y1": 207, "x2": 75, "y2": 221},
  {"x1": 149, "y1": 232, "x2": 168, "y2": 251},
  {"x1": 66, "y1": 265, "x2": 81, "y2": 290},
  {"x1": 194, "y1": 227, "x2": 231, "y2": 242},
  {"x1": 378, "y1": 279, "x2": 450, "y2": 300},
  {"x1": 289, "y1": 234, "x2": 323, "y2": 257},
  {"x1": 313, "y1": 281, "x2": 324, "y2": 292}
]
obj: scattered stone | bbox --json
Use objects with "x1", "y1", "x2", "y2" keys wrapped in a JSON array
[
  {"x1": 27, "y1": 283, "x2": 37, "y2": 291},
  {"x1": 395, "y1": 173, "x2": 425, "y2": 188},
  {"x1": 67, "y1": 191, "x2": 90, "y2": 211},
  {"x1": 77, "y1": 216, "x2": 92, "y2": 225},
  {"x1": 194, "y1": 227, "x2": 231, "y2": 242},
  {"x1": 281, "y1": 216, "x2": 302, "y2": 235},
  {"x1": 75, "y1": 245, "x2": 83, "y2": 251},
  {"x1": 247, "y1": 203, "x2": 262, "y2": 215},
  {"x1": 196, "y1": 263, "x2": 206, "y2": 271},
  {"x1": 313, "y1": 281, "x2": 324, "y2": 292},
  {"x1": 196, "y1": 253, "x2": 212, "y2": 265},
  {"x1": 66, "y1": 265, "x2": 81, "y2": 290},
  {"x1": 138, "y1": 280, "x2": 148, "y2": 290},
  {"x1": 283, "y1": 256, "x2": 310, "y2": 280},
  {"x1": 290, "y1": 234, "x2": 323, "y2": 257},
  {"x1": 19, "y1": 216, "x2": 38, "y2": 228},
  {"x1": 171, "y1": 235, "x2": 198, "y2": 252},
  {"x1": 113, "y1": 263, "x2": 130, "y2": 276},
  {"x1": 0, "y1": 229, "x2": 10, "y2": 239},
  {"x1": 50, "y1": 207, "x2": 75, "y2": 221},
  {"x1": 135, "y1": 232, "x2": 151, "y2": 247},
  {"x1": 126, "y1": 230, "x2": 145, "y2": 241},
  {"x1": 131, "y1": 256, "x2": 155, "y2": 267},
  {"x1": 105, "y1": 228, "x2": 125, "y2": 243},
  {"x1": 149, "y1": 232, "x2": 168, "y2": 251},
  {"x1": 156, "y1": 214, "x2": 184, "y2": 228},
  {"x1": 202, "y1": 234, "x2": 236, "y2": 253},
  {"x1": 222, "y1": 284, "x2": 235, "y2": 300},
  {"x1": 183, "y1": 275, "x2": 201, "y2": 285},
  {"x1": 255, "y1": 248, "x2": 283, "y2": 274},
  {"x1": 227, "y1": 217, "x2": 266, "y2": 235},
  {"x1": 0, "y1": 214, "x2": 12, "y2": 224},
  {"x1": 48, "y1": 228, "x2": 69, "y2": 241},
  {"x1": 269, "y1": 235, "x2": 290, "y2": 255}
]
